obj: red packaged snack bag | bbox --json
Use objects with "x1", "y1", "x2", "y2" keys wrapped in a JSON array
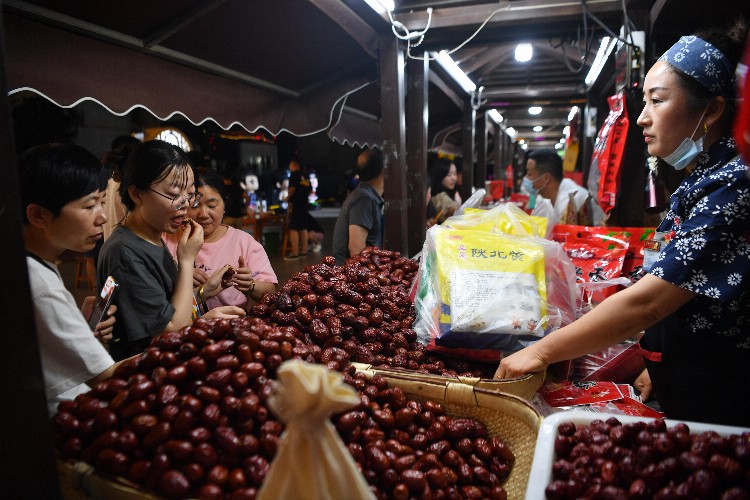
[
  {"x1": 567, "y1": 341, "x2": 645, "y2": 384},
  {"x1": 553, "y1": 225, "x2": 656, "y2": 282},
  {"x1": 539, "y1": 380, "x2": 624, "y2": 407},
  {"x1": 734, "y1": 33, "x2": 750, "y2": 162},
  {"x1": 590, "y1": 92, "x2": 630, "y2": 215},
  {"x1": 551, "y1": 226, "x2": 628, "y2": 303}
]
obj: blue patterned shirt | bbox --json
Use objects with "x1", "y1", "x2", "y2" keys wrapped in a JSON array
[{"x1": 649, "y1": 136, "x2": 750, "y2": 348}]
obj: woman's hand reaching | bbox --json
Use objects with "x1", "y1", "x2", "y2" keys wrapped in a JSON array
[{"x1": 494, "y1": 344, "x2": 548, "y2": 379}]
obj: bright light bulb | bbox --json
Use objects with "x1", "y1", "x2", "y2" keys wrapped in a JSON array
[
  {"x1": 563, "y1": 126, "x2": 570, "y2": 136},
  {"x1": 488, "y1": 109, "x2": 503, "y2": 123},
  {"x1": 506, "y1": 127, "x2": 517, "y2": 138},
  {"x1": 434, "y1": 51, "x2": 476, "y2": 93},
  {"x1": 528, "y1": 106, "x2": 542, "y2": 115},
  {"x1": 568, "y1": 106, "x2": 579, "y2": 122},
  {"x1": 555, "y1": 143, "x2": 563, "y2": 150},
  {"x1": 515, "y1": 43, "x2": 533, "y2": 62},
  {"x1": 364, "y1": 0, "x2": 394, "y2": 14},
  {"x1": 533, "y1": 126, "x2": 543, "y2": 132},
  {"x1": 585, "y1": 36, "x2": 617, "y2": 86},
  {"x1": 521, "y1": 143, "x2": 528, "y2": 150}
]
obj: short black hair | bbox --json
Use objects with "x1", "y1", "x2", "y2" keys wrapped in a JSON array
[
  {"x1": 195, "y1": 171, "x2": 229, "y2": 205},
  {"x1": 18, "y1": 143, "x2": 107, "y2": 224},
  {"x1": 118, "y1": 140, "x2": 194, "y2": 211},
  {"x1": 356, "y1": 150, "x2": 384, "y2": 182},
  {"x1": 526, "y1": 148, "x2": 563, "y2": 182}
]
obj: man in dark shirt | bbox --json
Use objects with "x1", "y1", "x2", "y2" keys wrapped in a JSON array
[{"x1": 332, "y1": 150, "x2": 385, "y2": 265}]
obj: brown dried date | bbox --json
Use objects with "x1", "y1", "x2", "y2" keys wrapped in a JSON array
[
  {"x1": 366, "y1": 445, "x2": 392, "y2": 472},
  {"x1": 143, "y1": 422, "x2": 171, "y2": 449}
]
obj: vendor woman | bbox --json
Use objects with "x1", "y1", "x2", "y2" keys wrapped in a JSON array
[{"x1": 496, "y1": 21, "x2": 750, "y2": 427}]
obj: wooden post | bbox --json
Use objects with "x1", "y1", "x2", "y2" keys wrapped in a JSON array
[
  {"x1": 460, "y1": 100, "x2": 475, "y2": 202},
  {"x1": 477, "y1": 112, "x2": 488, "y2": 189},
  {"x1": 0, "y1": 11, "x2": 61, "y2": 496},
  {"x1": 406, "y1": 56, "x2": 428, "y2": 257},
  {"x1": 379, "y1": 33, "x2": 408, "y2": 255}
]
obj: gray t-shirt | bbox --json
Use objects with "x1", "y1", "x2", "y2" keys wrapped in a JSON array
[
  {"x1": 97, "y1": 225, "x2": 177, "y2": 345},
  {"x1": 332, "y1": 182, "x2": 384, "y2": 265}
]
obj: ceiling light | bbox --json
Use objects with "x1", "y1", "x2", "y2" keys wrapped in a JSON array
[
  {"x1": 364, "y1": 0, "x2": 394, "y2": 14},
  {"x1": 533, "y1": 126, "x2": 543, "y2": 132},
  {"x1": 434, "y1": 51, "x2": 476, "y2": 93},
  {"x1": 528, "y1": 106, "x2": 542, "y2": 115},
  {"x1": 567, "y1": 106, "x2": 580, "y2": 122},
  {"x1": 585, "y1": 36, "x2": 617, "y2": 87},
  {"x1": 521, "y1": 143, "x2": 528, "y2": 150},
  {"x1": 515, "y1": 43, "x2": 533, "y2": 62},
  {"x1": 555, "y1": 143, "x2": 563, "y2": 150},
  {"x1": 518, "y1": 139, "x2": 525, "y2": 145},
  {"x1": 563, "y1": 126, "x2": 570, "y2": 136},
  {"x1": 487, "y1": 109, "x2": 503, "y2": 124},
  {"x1": 560, "y1": 138, "x2": 566, "y2": 143},
  {"x1": 506, "y1": 127, "x2": 517, "y2": 138}
]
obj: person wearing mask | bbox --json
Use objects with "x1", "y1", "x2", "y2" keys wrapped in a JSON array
[
  {"x1": 19, "y1": 143, "x2": 130, "y2": 414},
  {"x1": 523, "y1": 148, "x2": 592, "y2": 225},
  {"x1": 165, "y1": 171, "x2": 277, "y2": 311},
  {"x1": 98, "y1": 141, "x2": 244, "y2": 361},
  {"x1": 496, "y1": 22, "x2": 750, "y2": 427},
  {"x1": 332, "y1": 150, "x2": 385, "y2": 266},
  {"x1": 284, "y1": 160, "x2": 312, "y2": 260},
  {"x1": 428, "y1": 158, "x2": 462, "y2": 224}
]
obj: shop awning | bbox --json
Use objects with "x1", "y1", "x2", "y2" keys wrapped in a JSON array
[{"x1": 3, "y1": 0, "x2": 384, "y2": 147}]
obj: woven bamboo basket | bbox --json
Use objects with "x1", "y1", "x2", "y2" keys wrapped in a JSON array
[
  {"x1": 58, "y1": 374, "x2": 541, "y2": 500},
  {"x1": 352, "y1": 361, "x2": 545, "y2": 400},
  {"x1": 57, "y1": 459, "x2": 160, "y2": 500},
  {"x1": 357, "y1": 372, "x2": 542, "y2": 499}
]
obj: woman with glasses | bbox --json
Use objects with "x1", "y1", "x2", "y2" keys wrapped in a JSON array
[
  {"x1": 98, "y1": 140, "x2": 245, "y2": 361},
  {"x1": 165, "y1": 171, "x2": 277, "y2": 311}
]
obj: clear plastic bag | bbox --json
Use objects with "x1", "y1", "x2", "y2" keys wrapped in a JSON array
[{"x1": 413, "y1": 204, "x2": 577, "y2": 359}]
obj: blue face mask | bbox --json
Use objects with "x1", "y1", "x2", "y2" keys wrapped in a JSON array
[
  {"x1": 521, "y1": 176, "x2": 537, "y2": 195},
  {"x1": 662, "y1": 108, "x2": 708, "y2": 170}
]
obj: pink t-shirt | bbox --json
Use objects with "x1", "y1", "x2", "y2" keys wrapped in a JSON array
[{"x1": 165, "y1": 226, "x2": 277, "y2": 309}]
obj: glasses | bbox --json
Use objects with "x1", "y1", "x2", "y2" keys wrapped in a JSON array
[{"x1": 149, "y1": 188, "x2": 203, "y2": 211}]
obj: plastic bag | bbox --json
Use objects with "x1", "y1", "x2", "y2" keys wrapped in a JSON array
[
  {"x1": 413, "y1": 211, "x2": 577, "y2": 359},
  {"x1": 447, "y1": 202, "x2": 549, "y2": 238},
  {"x1": 454, "y1": 188, "x2": 486, "y2": 217},
  {"x1": 258, "y1": 360, "x2": 373, "y2": 500},
  {"x1": 550, "y1": 226, "x2": 630, "y2": 307}
]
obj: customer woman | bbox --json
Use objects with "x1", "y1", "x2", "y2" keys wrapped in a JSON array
[
  {"x1": 165, "y1": 171, "x2": 277, "y2": 311},
  {"x1": 496, "y1": 22, "x2": 750, "y2": 426},
  {"x1": 98, "y1": 141, "x2": 244, "y2": 361},
  {"x1": 428, "y1": 158, "x2": 462, "y2": 224}
]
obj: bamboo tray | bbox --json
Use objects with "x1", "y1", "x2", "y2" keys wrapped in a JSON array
[
  {"x1": 356, "y1": 371, "x2": 543, "y2": 500},
  {"x1": 352, "y1": 361, "x2": 545, "y2": 400},
  {"x1": 58, "y1": 373, "x2": 541, "y2": 500}
]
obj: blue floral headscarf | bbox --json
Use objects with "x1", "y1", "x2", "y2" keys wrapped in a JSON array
[{"x1": 659, "y1": 36, "x2": 736, "y2": 99}]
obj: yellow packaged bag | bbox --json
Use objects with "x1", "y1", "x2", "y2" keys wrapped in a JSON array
[{"x1": 435, "y1": 228, "x2": 548, "y2": 336}]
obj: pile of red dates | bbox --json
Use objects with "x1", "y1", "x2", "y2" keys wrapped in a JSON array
[
  {"x1": 251, "y1": 249, "x2": 496, "y2": 378},
  {"x1": 546, "y1": 417, "x2": 750, "y2": 499},
  {"x1": 54, "y1": 313, "x2": 515, "y2": 498}
]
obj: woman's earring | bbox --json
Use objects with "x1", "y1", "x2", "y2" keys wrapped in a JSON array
[{"x1": 704, "y1": 122, "x2": 709, "y2": 133}]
